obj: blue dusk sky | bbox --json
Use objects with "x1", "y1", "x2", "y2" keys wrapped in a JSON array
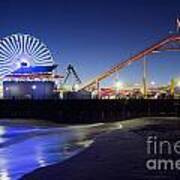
[{"x1": 0, "y1": 0, "x2": 180, "y2": 86}]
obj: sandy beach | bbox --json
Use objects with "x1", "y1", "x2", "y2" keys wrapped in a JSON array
[{"x1": 21, "y1": 117, "x2": 180, "y2": 180}]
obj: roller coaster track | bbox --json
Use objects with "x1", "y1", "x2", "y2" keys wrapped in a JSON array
[{"x1": 80, "y1": 34, "x2": 180, "y2": 90}]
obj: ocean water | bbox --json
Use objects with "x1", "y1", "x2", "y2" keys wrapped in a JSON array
[{"x1": 0, "y1": 119, "x2": 122, "y2": 180}]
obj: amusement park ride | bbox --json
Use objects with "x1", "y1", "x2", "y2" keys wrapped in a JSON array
[
  {"x1": 62, "y1": 64, "x2": 82, "y2": 91},
  {"x1": 0, "y1": 34, "x2": 61, "y2": 99},
  {"x1": 0, "y1": 32, "x2": 180, "y2": 99},
  {"x1": 78, "y1": 34, "x2": 180, "y2": 98}
]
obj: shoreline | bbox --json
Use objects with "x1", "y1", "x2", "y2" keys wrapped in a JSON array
[
  {"x1": 21, "y1": 117, "x2": 180, "y2": 180},
  {"x1": 21, "y1": 130, "x2": 144, "y2": 180}
]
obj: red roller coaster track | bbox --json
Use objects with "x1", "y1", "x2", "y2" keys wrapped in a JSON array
[{"x1": 80, "y1": 34, "x2": 180, "y2": 90}]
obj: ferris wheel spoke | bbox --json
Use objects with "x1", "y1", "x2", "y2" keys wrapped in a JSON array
[
  {"x1": 28, "y1": 37, "x2": 37, "y2": 54},
  {"x1": 14, "y1": 34, "x2": 21, "y2": 54},
  {"x1": 0, "y1": 51, "x2": 10, "y2": 58},
  {"x1": 25, "y1": 35, "x2": 32, "y2": 54},
  {"x1": 31, "y1": 43, "x2": 45, "y2": 56},
  {"x1": 35, "y1": 53, "x2": 52, "y2": 60},
  {"x1": 0, "y1": 56, "x2": 17, "y2": 64},
  {"x1": 2, "y1": 38, "x2": 15, "y2": 54},
  {"x1": 19, "y1": 35, "x2": 25, "y2": 54},
  {"x1": 0, "y1": 43, "x2": 12, "y2": 57},
  {"x1": 22, "y1": 35, "x2": 28, "y2": 54},
  {"x1": 9, "y1": 36, "x2": 18, "y2": 52},
  {"x1": 30, "y1": 39, "x2": 41, "y2": 55},
  {"x1": 0, "y1": 53, "x2": 11, "y2": 62},
  {"x1": 34, "y1": 49, "x2": 48, "y2": 58},
  {"x1": 0, "y1": 33, "x2": 54, "y2": 77},
  {"x1": 33, "y1": 56, "x2": 51, "y2": 63}
]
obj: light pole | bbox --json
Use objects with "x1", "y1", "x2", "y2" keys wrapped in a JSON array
[
  {"x1": 114, "y1": 80, "x2": 123, "y2": 99},
  {"x1": 31, "y1": 84, "x2": 36, "y2": 99},
  {"x1": 96, "y1": 80, "x2": 100, "y2": 99},
  {"x1": 142, "y1": 50, "x2": 160, "y2": 98},
  {"x1": 142, "y1": 55, "x2": 147, "y2": 98}
]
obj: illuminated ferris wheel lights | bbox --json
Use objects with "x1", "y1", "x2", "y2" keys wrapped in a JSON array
[{"x1": 0, "y1": 33, "x2": 55, "y2": 77}]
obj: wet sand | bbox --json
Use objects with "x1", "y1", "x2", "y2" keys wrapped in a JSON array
[
  {"x1": 22, "y1": 117, "x2": 180, "y2": 180},
  {"x1": 0, "y1": 119, "x2": 125, "y2": 179}
]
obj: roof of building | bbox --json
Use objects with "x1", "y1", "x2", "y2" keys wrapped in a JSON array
[{"x1": 12, "y1": 64, "x2": 58, "y2": 74}]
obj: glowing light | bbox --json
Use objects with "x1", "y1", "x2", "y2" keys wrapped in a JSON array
[
  {"x1": 115, "y1": 80, "x2": 123, "y2": 90},
  {"x1": 134, "y1": 83, "x2": 140, "y2": 86},
  {"x1": 0, "y1": 34, "x2": 54, "y2": 78},
  {"x1": 74, "y1": 84, "x2": 79, "y2": 91},
  {"x1": 0, "y1": 169, "x2": 10, "y2": 180},
  {"x1": 0, "y1": 126, "x2": 5, "y2": 136},
  {"x1": 152, "y1": 50, "x2": 160, "y2": 54},
  {"x1": 150, "y1": 81, "x2": 156, "y2": 86},
  {"x1": 32, "y1": 85, "x2": 37, "y2": 90},
  {"x1": 177, "y1": 81, "x2": 180, "y2": 87},
  {"x1": 76, "y1": 139, "x2": 94, "y2": 148},
  {"x1": 36, "y1": 147, "x2": 47, "y2": 168},
  {"x1": 119, "y1": 124, "x2": 123, "y2": 129}
]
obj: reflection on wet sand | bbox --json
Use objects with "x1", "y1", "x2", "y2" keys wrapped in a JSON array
[{"x1": 0, "y1": 119, "x2": 123, "y2": 180}]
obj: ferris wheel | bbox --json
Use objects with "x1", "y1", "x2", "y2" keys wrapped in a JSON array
[{"x1": 0, "y1": 33, "x2": 54, "y2": 77}]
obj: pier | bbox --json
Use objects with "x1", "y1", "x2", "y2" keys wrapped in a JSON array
[{"x1": 0, "y1": 99, "x2": 179, "y2": 123}]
